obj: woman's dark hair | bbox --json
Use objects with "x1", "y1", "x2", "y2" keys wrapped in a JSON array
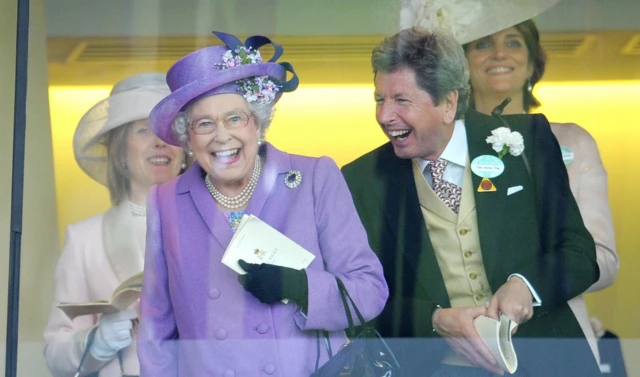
[
  {"x1": 516, "y1": 19, "x2": 547, "y2": 111},
  {"x1": 464, "y1": 19, "x2": 547, "y2": 112}
]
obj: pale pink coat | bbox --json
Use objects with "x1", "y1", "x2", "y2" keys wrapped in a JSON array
[
  {"x1": 43, "y1": 201, "x2": 143, "y2": 377},
  {"x1": 552, "y1": 122, "x2": 619, "y2": 365}
]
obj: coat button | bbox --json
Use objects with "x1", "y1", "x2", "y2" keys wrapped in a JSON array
[
  {"x1": 263, "y1": 364, "x2": 276, "y2": 374},
  {"x1": 208, "y1": 288, "x2": 220, "y2": 299},
  {"x1": 224, "y1": 370, "x2": 235, "y2": 377},
  {"x1": 215, "y1": 329, "x2": 227, "y2": 340},
  {"x1": 459, "y1": 228, "x2": 469, "y2": 236},
  {"x1": 464, "y1": 251, "x2": 472, "y2": 258},
  {"x1": 256, "y1": 323, "x2": 269, "y2": 334},
  {"x1": 469, "y1": 273, "x2": 477, "y2": 280}
]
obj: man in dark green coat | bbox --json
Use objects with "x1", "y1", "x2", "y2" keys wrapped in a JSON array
[{"x1": 342, "y1": 27, "x2": 600, "y2": 377}]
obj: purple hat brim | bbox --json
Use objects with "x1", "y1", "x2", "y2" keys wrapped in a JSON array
[{"x1": 149, "y1": 62, "x2": 286, "y2": 146}]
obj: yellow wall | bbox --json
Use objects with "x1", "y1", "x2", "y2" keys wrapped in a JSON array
[
  {"x1": 49, "y1": 87, "x2": 113, "y2": 237},
  {"x1": 49, "y1": 81, "x2": 640, "y2": 338}
]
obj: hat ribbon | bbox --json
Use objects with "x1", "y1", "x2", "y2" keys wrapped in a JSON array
[{"x1": 212, "y1": 30, "x2": 299, "y2": 93}]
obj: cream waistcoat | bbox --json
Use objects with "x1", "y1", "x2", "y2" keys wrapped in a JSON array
[{"x1": 413, "y1": 160, "x2": 493, "y2": 366}]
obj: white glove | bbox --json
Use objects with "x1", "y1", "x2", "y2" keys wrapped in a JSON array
[{"x1": 90, "y1": 308, "x2": 137, "y2": 360}]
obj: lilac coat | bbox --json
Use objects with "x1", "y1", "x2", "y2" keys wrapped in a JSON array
[{"x1": 138, "y1": 143, "x2": 388, "y2": 377}]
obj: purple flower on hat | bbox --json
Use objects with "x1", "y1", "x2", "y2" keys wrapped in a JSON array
[
  {"x1": 217, "y1": 45, "x2": 279, "y2": 105},
  {"x1": 240, "y1": 76, "x2": 280, "y2": 105}
]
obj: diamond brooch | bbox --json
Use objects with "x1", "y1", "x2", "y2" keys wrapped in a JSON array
[{"x1": 284, "y1": 170, "x2": 302, "y2": 189}]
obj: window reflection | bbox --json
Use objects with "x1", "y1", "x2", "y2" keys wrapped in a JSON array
[{"x1": 3, "y1": 0, "x2": 638, "y2": 376}]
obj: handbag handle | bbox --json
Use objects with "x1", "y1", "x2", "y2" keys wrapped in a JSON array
[
  {"x1": 314, "y1": 277, "x2": 366, "y2": 372},
  {"x1": 335, "y1": 277, "x2": 366, "y2": 337},
  {"x1": 75, "y1": 327, "x2": 98, "y2": 377}
]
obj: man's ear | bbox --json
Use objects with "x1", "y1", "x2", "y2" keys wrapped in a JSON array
[{"x1": 442, "y1": 90, "x2": 459, "y2": 124}]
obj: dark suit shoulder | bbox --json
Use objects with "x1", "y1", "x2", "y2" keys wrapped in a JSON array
[
  {"x1": 343, "y1": 143, "x2": 392, "y2": 171},
  {"x1": 342, "y1": 142, "x2": 407, "y2": 183}
]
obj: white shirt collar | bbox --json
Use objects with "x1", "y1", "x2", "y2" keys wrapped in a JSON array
[{"x1": 415, "y1": 119, "x2": 468, "y2": 171}]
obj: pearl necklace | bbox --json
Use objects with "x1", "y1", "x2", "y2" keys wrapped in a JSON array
[
  {"x1": 205, "y1": 155, "x2": 262, "y2": 209},
  {"x1": 129, "y1": 201, "x2": 147, "y2": 217}
]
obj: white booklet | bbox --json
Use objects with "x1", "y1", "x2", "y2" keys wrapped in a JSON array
[
  {"x1": 57, "y1": 271, "x2": 143, "y2": 320},
  {"x1": 222, "y1": 214, "x2": 315, "y2": 285},
  {"x1": 474, "y1": 314, "x2": 519, "y2": 374}
]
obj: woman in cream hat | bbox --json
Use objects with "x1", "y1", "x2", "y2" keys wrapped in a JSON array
[
  {"x1": 137, "y1": 31, "x2": 388, "y2": 376},
  {"x1": 401, "y1": 0, "x2": 619, "y2": 369},
  {"x1": 43, "y1": 72, "x2": 185, "y2": 377}
]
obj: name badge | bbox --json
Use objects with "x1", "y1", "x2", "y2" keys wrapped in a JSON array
[
  {"x1": 471, "y1": 155, "x2": 505, "y2": 178},
  {"x1": 561, "y1": 146, "x2": 574, "y2": 165}
]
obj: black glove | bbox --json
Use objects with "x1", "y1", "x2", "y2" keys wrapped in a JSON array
[{"x1": 238, "y1": 260, "x2": 308, "y2": 308}]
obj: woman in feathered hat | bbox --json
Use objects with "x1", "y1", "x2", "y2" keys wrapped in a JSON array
[
  {"x1": 401, "y1": 0, "x2": 618, "y2": 369},
  {"x1": 137, "y1": 31, "x2": 388, "y2": 376},
  {"x1": 43, "y1": 72, "x2": 185, "y2": 377}
]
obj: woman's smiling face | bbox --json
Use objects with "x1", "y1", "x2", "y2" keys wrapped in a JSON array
[
  {"x1": 125, "y1": 119, "x2": 183, "y2": 191},
  {"x1": 466, "y1": 27, "x2": 534, "y2": 102},
  {"x1": 186, "y1": 93, "x2": 260, "y2": 191}
]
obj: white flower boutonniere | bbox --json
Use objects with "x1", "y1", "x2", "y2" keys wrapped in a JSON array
[{"x1": 486, "y1": 127, "x2": 524, "y2": 159}]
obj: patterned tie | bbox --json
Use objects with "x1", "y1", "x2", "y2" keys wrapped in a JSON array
[{"x1": 427, "y1": 159, "x2": 461, "y2": 214}]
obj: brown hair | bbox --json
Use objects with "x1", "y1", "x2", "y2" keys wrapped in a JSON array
[
  {"x1": 515, "y1": 19, "x2": 547, "y2": 111},
  {"x1": 104, "y1": 123, "x2": 132, "y2": 204}
]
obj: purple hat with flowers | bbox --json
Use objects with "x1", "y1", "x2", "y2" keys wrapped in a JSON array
[{"x1": 149, "y1": 31, "x2": 299, "y2": 146}]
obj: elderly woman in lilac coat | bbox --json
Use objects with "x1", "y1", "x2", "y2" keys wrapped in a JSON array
[{"x1": 138, "y1": 31, "x2": 388, "y2": 377}]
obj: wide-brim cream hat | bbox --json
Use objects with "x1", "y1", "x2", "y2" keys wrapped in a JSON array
[
  {"x1": 73, "y1": 72, "x2": 171, "y2": 185},
  {"x1": 400, "y1": 0, "x2": 560, "y2": 44}
]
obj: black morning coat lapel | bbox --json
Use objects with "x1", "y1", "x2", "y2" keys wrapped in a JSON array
[
  {"x1": 376, "y1": 144, "x2": 451, "y2": 307},
  {"x1": 465, "y1": 109, "x2": 521, "y2": 283}
]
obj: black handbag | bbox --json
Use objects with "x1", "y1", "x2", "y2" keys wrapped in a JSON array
[{"x1": 311, "y1": 277, "x2": 401, "y2": 377}]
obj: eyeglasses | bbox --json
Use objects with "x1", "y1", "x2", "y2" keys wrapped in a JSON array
[{"x1": 189, "y1": 111, "x2": 252, "y2": 135}]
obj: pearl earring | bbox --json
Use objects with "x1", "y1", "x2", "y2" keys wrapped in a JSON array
[{"x1": 526, "y1": 78, "x2": 533, "y2": 93}]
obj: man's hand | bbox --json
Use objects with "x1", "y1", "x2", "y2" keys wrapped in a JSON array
[
  {"x1": 432, "y1": 306, "x2": 504, "y2": 375},
  {"x1": 487, "y1": 276, "x2": 534, "y2": 327}
]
